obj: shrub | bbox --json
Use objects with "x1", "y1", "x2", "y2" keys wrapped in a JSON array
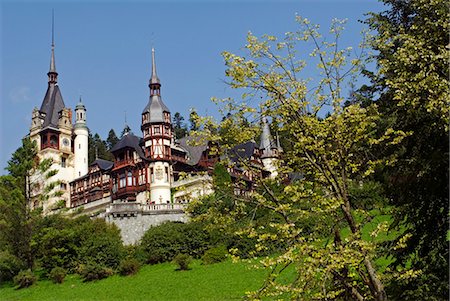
[
  {"x1": 173, "y1": 253, "x2": 192, "y2": 271},
  {"x1": 202, "y1": 245, "x2": 228, "y2": 264},
  {"x1": 76, "y1": 218, "x2": 125, "y2": 269},
  {"x1": 139, "y1": 221, "x2": 210, "y2": 264},
  {"x1": 118, "y1": 258, "x2": 141, "y2": 276},
  {"x1": 79, "y1": 263, "x2": 114, "y2": 282},
  {"x1": 13, "y1": 270, "x2": 37, "y2": 289},
  {"x1": 0, "y1": 251, "x2": 26, "y2": 284},
  {"x1": 49, "y1": 266, "x2": 66, "y2": 284}
]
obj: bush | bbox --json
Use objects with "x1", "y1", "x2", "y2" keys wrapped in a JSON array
[
  {"x1": 202, "y1": 245, "x2": 228, "y2": 265},
  {"x1": 118, "y1": 258, "x2": 141, "y2": 276},
  {"x1": 49, "y1": 266, "x2": 66, "y2": 284},
  {"x1": 0, "y1": 251, "x2": 26, "y2": 284},
  {"x1": 76, "y1": 218, "x2": 125, "y2": 270},
  {"x1": 173, "y1": 253, "x2": 192, "y2": 271},
  {"x1": 79, "y1": 263, "x2": 113, "y2": 282},
  {"x1": 139, "y1": 221, "x2": 210, "y2": 264},
  {"x1": 13, "y1": 270, "x2": 37, "y2": 289}
]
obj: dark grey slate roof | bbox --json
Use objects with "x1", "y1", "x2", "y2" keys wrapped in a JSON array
[
  {"x1": 142, "y1": 95, "x2": 170, "y2": 123},
  {"x1": 110, "y1": 133, "x2": 146, "y2": 159},
  {"x1": 178, "y1": 136, "x2": 209, "y2": 166},
  {"x1": 91, "y1": 159, "x2": 114, "y2": 171},
  {"x1": 229, "y1": 141, "x2": 258, "y2": 162},
  {"x1": 39, "y1": 84, "x2": 66, "y2": 128}
]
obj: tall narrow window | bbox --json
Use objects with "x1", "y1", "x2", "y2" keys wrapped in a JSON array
[
  {"x1": 61, "y1": 157, "x2": 66, "y2": 168},
  {"x1": 127, "y1": 171, "x2": 133, "y2": 186},
  {"x1": 119, "y1": 174, "x2": 126, "y2": 188},
  {"x1": 165, "y1": 167, "x2": 169, "y2": 182}
]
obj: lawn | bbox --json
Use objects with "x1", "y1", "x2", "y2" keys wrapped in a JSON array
[{"x1": 0, "y1": 260, "x2": 268, "y2": 301}]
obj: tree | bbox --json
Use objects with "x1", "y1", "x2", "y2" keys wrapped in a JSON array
[
  {"x1": 365, "y1": 1, "x2": 449, "y2": 299},
  {"x1": 120, "y1": 124, "x2": 131, "y2": 138},
  {"x1": 173, "y1": 112, "x2": 188, "y2": 139},
  {"x1": 106, "y1": 129, "x2": 119, "y2": 151},
  {"x1": 88, "y1": 131, "x2": 113, "y2": 164},
  {"x1": 188, "y1": 109, "x2": 200, "y2": 132},
  {"x1": 189, "y1": 17, "x2": 411, "y2": 300},
  {"x1": 0, "y1": 138, "x2": 59, "y2": 270}
]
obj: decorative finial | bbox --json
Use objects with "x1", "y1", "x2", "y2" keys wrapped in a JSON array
[
  {"x1": 48, "y1": 9, "x2": 58, "y2": 83},
  {"x1": 51, "y1": 9, "x2": 55, "y2": 48},
  {"x1": 150, "y1": 48, "x2": 160, "y2": 85}
]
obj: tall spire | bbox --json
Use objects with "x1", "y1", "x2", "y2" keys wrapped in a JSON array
[
  {"x1": 149, "y1": 48, "x2": 161, "y2": 96},
  {"x1": 48, "y1": 10, "x2": 58, "y2": 84},
  {"x1": 260, "y1": 116, "x2": 277, "y2": 158}
]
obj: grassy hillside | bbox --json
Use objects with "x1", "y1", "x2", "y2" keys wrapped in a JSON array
[{"x1": 0, "y1": 260, "x2": 268, "y2": 301}]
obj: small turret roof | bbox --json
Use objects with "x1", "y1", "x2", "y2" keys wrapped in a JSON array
[
  {"x1": 91, "y1": 158, "x2": 114, "y2": 171},
  {"x1": 110, "y1": 133, "x2": 146, "y2": 160},
  {"x1": 75, "y1": 97, "x2": 86, "y2": 110},
  {"x1": 142, "y1": 95, "x2": 170, "y2": 123},
  {"x1": 142, "y1": 48, "x2": 170, "y2": 123}
]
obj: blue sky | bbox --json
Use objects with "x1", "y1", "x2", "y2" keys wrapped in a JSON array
[{"x1": 0, "y1": 0, "x2": 384, "y2": 174}]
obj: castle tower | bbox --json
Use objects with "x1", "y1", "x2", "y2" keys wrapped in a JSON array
[
  {"x1": 260, "y1": 116, "x2": 279, "y2": 178},
  {"x1": 141, "y1": 48, "x2": 172, "y2": 204},
  {"x1": 29, "y1": 21, "x2": 75, "y2": 211},
  {"x1": 74, "y1": 98, "x2": 89, "y2": 178}
]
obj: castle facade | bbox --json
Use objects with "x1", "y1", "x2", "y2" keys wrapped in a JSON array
[{"x1": 29, "y1": 41, "x2": 281, "y2": 244}]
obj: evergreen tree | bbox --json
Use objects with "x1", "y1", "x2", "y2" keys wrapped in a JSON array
[
  {"x1": 173, "y1": 112, "x2": 188, "y2": 139},
  {"x1": 106, "y1": 129, "x2": 119, "y2": 150},
  {"x1": 88, "y1": 131, "x2": 113, "y2": 164},
  {"x1": 120, "y1": 124, "x2": 131, "y2": 138}
]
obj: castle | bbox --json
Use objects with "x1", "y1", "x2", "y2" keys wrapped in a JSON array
[{"x1": 29, "y1": 39, "x2": 281, "y2": 244}]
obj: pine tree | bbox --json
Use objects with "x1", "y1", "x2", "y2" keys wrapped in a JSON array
[
  {"x1": 173, "y1": 112, "x2": 188, "y2": 139},
  {"x1": 106, "y1": 129, "x2": 119, "y2": 150}
]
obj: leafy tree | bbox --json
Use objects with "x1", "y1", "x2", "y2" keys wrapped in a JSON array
[
  {"x1": 188, "y1": 109, "x2": 200, "y2": 132},
  {"x1": 173, "y1": 112, "x2": 188, "y2": 139},
  {"x1": 365, "y1": 1, "x2": 449, "y2": 299},
  {"x1": 189, "y1": 17, "x2": 411, "y2": 300},
  {"x1": 106, "y1": 129, "x2": 119, "y2": 150}
]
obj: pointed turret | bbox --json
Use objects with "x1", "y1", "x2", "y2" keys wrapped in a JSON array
[
  {"x1": 141, "y1": 47, "x2": 172, "y2": 204},
  {"x1": 260, "y1": 115, "x2": 279, "y2": 178},
  {"x1": 260, "y1": 116, "x2": 277, "y2": 158},
  {"x1": 74, "y1": 97, "x2": 89, "y2": 178},
  {"x1": 48, "y1": 12, "x2": 58, "y2": 84},
  {"x1": 142, "y1": 48, "x2": 170, "y2": 123},
  {"x1": 149, "y1": 48, "x2": 161, "y2": 90}
]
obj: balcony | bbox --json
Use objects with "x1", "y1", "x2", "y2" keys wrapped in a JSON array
[
  {"x1": 106, "y1": 202, "x2": 185, "y2": 216},
  {"x1": 113, "y1": 160, "x2": 135, "y2": 170}
]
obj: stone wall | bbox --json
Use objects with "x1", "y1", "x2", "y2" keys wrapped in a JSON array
[{"x1": 105, "y1": 209, "x2": 188, "y2": 245}]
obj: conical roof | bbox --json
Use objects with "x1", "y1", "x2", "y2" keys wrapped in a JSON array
[
  {"x1": 39, "y1": 84, "x2": 65, "y2": 128},
  {"x1": 142, "y1": 48, "x2": 170, "y2": 123}
]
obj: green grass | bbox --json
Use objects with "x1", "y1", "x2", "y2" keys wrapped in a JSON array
[{"x1": 0, "y1": 260, "x2": 268, "y2": 301}]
